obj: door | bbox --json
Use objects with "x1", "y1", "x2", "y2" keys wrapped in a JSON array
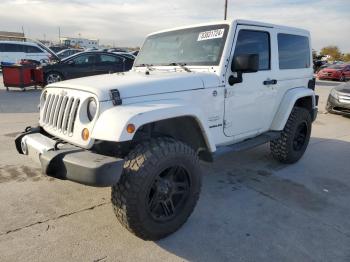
[
  {"x1": 224, "y1": 26, "x2": 277, "y2": 140},
  {"x1": 25, "y1": 45, "x2": 47, "y2": 62},
  {"x1": 65, "y1": 53, "x2": 96, "y2": 79},
  {"x1": 94, "y1": 54, "x2": 124, "y2": 75}
]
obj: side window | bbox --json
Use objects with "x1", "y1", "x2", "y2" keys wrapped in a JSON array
[
  {"x1": 2, "y1": 44, "x2": 24, "y2": 52},
  {"x1": 278, "y1": 33, "x2": 310, "y2": 69},
  {"x1": 99, "y1": 54, "x2": 121, "y2": 63},
  {"x1": 26, "y1": 45, "x2": 44, "y2": 53},
  {"x1": 72, "y1": 54, "x2": 95, "y2": 65},
  {"x1": 234, "y1": 30, "x2": 270, "y2": 70},
  {"x1": 0, "y1": 44, "x2": 3, "y2": 52}
]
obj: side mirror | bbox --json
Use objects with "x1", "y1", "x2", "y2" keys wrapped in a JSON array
[
  {"x1": 67, "y1": 60, "x2": 75, "y2": 66},
  {"x1": 232, "y1": 54, "x2": 259, "y2": 72},
  {"x1": 229, "y1": 54, "x2": 259, "y2": 85}
]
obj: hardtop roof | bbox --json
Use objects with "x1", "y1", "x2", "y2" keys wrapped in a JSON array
[{"x1": 148, "y1": 19, "x2": 309, "y2": 36}]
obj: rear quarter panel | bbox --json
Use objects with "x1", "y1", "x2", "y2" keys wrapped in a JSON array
[{"x1": 269, "y1": 27, "x2": 314, "y2": 130}]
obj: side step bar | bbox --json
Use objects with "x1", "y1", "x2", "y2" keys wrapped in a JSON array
[{"x1": 213, "y1": 131, "x2": 281, "y2": 159}]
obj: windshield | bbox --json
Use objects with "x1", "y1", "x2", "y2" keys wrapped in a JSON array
[{"x1": 135, "y1": 24, "x2": 229, "y2": 67}]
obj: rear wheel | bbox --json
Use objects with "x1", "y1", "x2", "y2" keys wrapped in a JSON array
[
  {"x1": 340, "y1": 75, "x2": 345, "y2": 82},
  {"x1": 111, "y1": 137, "x2": 201, "y2": 240},
  {"x1": 270, "y1": 107, "x2": 312, "y2": 164}
]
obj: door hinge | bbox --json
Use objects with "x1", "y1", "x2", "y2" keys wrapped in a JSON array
[
  {"x1": 224, "y1": 88, "x2": 228, "y2": 98},
  {"x1": 223, "y1": 120, "x2": 232, "y2": 128}
]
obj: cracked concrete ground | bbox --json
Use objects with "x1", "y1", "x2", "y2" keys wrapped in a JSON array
[{"x1": 0, "y1": 76, "x2": 350, "y2": 262}]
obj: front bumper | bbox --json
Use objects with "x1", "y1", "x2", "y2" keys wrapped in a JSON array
[
  {"x1": 318, "y1": 76, "x2": 339, "y2": 81},
  {"x1": 318, "y1": 73, "x2": 340, "y2": 81},
  {"x1": 327, "y1": 95, "x2": 350, "y2": 115},
  {"x1": 15, "y1": 127, "x2": 124, "y2": 187}
]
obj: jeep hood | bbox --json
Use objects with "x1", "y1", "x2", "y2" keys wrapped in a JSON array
[{"x1": 48, "y1": 70, "x2": 220, "y2": 101}]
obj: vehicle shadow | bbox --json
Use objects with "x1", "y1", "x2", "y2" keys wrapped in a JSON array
[{"x1": 155, "y1": 137, "x2": 350, "y2": 261}]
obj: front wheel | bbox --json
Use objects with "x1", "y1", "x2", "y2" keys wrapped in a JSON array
[
  {"x1": 270, "y1": 107, "x2": 312, "y2": 164},
  {"x1": 111, "y1": 137, "x2": 201, "y2": 240},
  {"x1": 45, "y1": 72, "x2": 63, "y2": 84}
]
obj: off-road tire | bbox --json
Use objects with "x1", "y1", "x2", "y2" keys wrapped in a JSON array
[
  {"x1": 111, "y1": 137, "x2": 201, "y2": 240},
  {"x1": 270, "y1": 107, "x2": 312, "y2": 164}
]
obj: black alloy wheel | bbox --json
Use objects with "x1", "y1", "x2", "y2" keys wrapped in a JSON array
[
  {"x1": 147, "y1": 166, "x2": 191, "y2": 222},
  {"x1": 293, "y1": 121, "x2": 308, "y2": 151}
]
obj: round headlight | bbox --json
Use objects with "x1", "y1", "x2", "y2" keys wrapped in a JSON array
[{"x1": 87, "y1": 98, "x2": 97, "y2": 121}]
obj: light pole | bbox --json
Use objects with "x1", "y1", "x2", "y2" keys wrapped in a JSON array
[
  {"x1": 224, "y1": 0, "x2": 228, "y2": 20},
  {"x1": 58, "y1": 27, "x2": 61, "y2": 44}
]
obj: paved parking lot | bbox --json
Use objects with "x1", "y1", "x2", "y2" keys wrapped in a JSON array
[{"x1": 0, "y1": 75, "x2": 349, "y2": 262}]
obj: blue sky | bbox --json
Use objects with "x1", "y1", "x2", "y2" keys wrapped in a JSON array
[{"x1": 1, "y1": 0, "x2": 349, "y2": 52}]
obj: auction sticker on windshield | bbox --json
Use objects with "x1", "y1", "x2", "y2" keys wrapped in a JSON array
[{"x1": 197, "y1": 29, "x2": 225, "y2": 41}]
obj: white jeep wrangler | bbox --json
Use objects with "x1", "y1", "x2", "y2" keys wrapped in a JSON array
[{"x1": 15, "y1": 20, "x2": 318, "y2": 240}]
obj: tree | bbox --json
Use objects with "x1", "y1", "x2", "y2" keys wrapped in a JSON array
[
  {"x1": 343, "y1": 53, "x2": 350, "y2": 62},
  {"x1": 320, "y1": 45, "x2": 342, "y2": 61}
]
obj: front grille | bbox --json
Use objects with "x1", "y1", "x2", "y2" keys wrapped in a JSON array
[
  {"x1": 42, "y1": 93, "x2": 80, "y2": 135},
  {"x1": 339, "y1": 94, "x2": 350, "y2": 104}
]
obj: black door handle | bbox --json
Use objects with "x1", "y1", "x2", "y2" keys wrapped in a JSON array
[{"x1": 263, "y1": 79, "x2": 277, "y2": 85}]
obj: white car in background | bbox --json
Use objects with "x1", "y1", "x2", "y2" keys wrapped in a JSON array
[{"x1": 0, "y1": 41, "x2": 51, "y2": 64}]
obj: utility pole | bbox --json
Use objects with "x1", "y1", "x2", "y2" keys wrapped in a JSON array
[
  {"x1": 224, "y1": 0, "x2": 228, "y2": 20},
  {"x1": 21, "y1": 26, "x2": 25, "y2": 41},
  {"x1": 58, "y1": 26, "x2": 61, "y2": 44}
]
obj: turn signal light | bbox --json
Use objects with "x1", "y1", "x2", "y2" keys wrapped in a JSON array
[
  {"x1": 126, "y1": 124, "x2": 135, "y2": 134},
  {"x1": 82, "y1": 128, "x2": 89, "y2": 141}
]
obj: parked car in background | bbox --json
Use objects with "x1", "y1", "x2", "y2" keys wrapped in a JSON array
[
  {"x1": 112, "y1": 52, "x2": 135, "y2": 60},
  {"x1": 129, "y1": 50, "x2": 139, "y2": 56},
  {"x1": 327, "y1": 82, "x2": 350, "y2": 115},
  {"x1": 43, "y1": 51, "x2": 134, "y2": 84},
  {"x1": 317, "y1": 64, "x2": 350, "y2": 81},
  {"x1": 313, "y1": 60, "x2": 327, "y2": 73},
  {"x1": 56, "y1": 48, "x2": 82, "y2": 59},
  {"x1": 0, "y1": 41, "x2": 51, "y2": 64},
  {"x1": 49, "y1": 45, "x2": 67, "y2": 53},
  {"x1": 108, "y1": 47, "x2": 128, "y2": 53},
  {"x1": 317, "y1": 63, "x2": 330, "y2": 72},
  {"x1": 85, "y1": 47, "x2": 98, "y2": 52}
]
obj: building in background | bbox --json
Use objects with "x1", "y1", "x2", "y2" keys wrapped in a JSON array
[
  {"x1": 0, "y1": 31, "x2": 25, "y2": 41},
  {"x1": 60, "y1": 37, "x2": 99, "y2": 49}
]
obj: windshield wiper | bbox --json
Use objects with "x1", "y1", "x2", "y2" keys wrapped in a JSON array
[
  {"x1": 135, "y1": 63, "x2": 155, "y2": 71},
  {"x1": 168, "y1": 62, "x2": 191, "y2": 72}
]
